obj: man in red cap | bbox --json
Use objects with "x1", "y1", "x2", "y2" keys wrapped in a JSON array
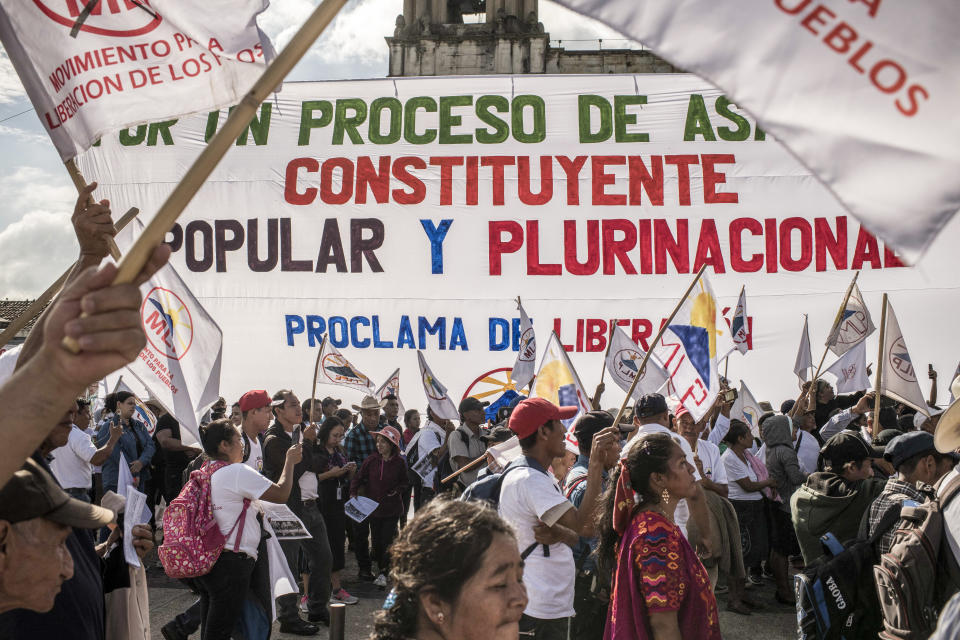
[
  {"x1": 238, "y1": 390, "x2": 272, "y2": 472},
  {"x1": 498, "y1": 397, "x2": 619, "y2": 640}
]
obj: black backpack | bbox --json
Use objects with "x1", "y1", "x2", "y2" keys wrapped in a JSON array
[{"x1": 795, "y1": 506, "x2": 902, "y2": 639}]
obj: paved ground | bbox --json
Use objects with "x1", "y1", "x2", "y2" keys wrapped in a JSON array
[{"x1": 147, "y1": 551, "x2": 796, "y2": 639}]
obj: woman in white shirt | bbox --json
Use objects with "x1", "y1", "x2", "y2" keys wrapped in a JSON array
[
  {"x1": 721, "y1": 420, "x2": 777, "y2": 588},
  {"x1": 197, "y1": 419, "x2": 302, "y2": 640}
]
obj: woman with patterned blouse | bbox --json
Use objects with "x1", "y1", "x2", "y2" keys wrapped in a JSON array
[{"x1": 596, "y1": 432, "x2": 721, "y2": 640}]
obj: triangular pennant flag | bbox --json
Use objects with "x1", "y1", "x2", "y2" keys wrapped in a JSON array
[
  {"x1": 531, "y1": 332, "x2": 592, "y2": 428},
  {"x1": 794, "y1": 316, "x2": 813, "y2": 384},
  {"x1": 417, "y1": 351, "x2": 458, "y2": 421},
  {"x1": 116, "y1": 221, "x2": 222, "y2": 444},
  {"x1": 604, "y1": 325, "x2": 669, "y2": 400},
  {"x1": 317, "y1": 338, "x2": 374, "y2": 394},
  {"x1": 509, "y1": 299, "x2": 537, "y2": 392},
  {"x1": 880, "y1": 299, "x2": 928, "y2": 416},
  {"x1": 731, "y1": 381, "x2": 764, "y2": 438},
  {"x1": 730, "y1": 287, "x2": 750, "y2": 355},
  {"x1": 824, "y1": 340, "x2": 871, "y2": 395},
  {"x1": 375, "y1": 368, "x2": 404, "y2": 414},
  {"x1": 115, "y1": 379, "x2": 158, "y2": 435},
  {"x1": 826, "y1": 284, "x2": 876, "y2": 356},
  {"x1": 653, "y1": 273, "x2": 723, "y2": 421}
]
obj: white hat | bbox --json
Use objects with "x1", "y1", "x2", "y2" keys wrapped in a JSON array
[{"x1": 935, "y1": 397, "x2": 960, "y2": 454}]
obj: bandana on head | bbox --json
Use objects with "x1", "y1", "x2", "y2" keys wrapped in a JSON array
[{"x1": 612, "y1": 460, "x2": 636, "y2": 535}]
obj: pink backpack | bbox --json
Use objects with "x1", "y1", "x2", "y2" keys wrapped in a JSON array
[{"x1": 159, "y1": 460, "x2": 252, "y2": 579}]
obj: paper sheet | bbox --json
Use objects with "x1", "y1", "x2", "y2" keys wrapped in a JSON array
[
  {"x1": 344, "y1": 496, "x2": 378, "y2": 523},
  {"x1": 259, "y1": 502, "x2": 312, "y2": 540}
]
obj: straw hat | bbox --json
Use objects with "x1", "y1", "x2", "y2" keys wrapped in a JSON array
[
  {"x1": 352, "y1": 395, "x2": 386, "y2": 412},
  {"x1": 935, "y1": 396, "x2": 960, "y2": 454}
]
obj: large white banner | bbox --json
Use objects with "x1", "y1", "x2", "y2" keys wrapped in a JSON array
[
  {"x1": 0, "y1": 0, "x2": 272, "y2": 160},
  {"x1": 75, "y1": 75, "x2": 960, "y2": 413},
  {"x1": 552, "y1": 0, "x2": 960, "y2": 261}
]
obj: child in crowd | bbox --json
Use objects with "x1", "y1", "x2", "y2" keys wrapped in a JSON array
[{"x1": 350, "y1": 425, "x2": 409, "y2": 587}]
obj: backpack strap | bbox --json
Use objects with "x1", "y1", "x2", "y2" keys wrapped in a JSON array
[
  {"x1": 858, "y1": 502, "x2": 904, "y2": 545},
  {"x1": 225, "y1": 498, "x2": 252, "y2": 553},
  {"x1": 794, "y1": 431, "x2": 804, "y2": 453},
  {"x1": 936, "y1": 472, "x2": 960, "y2": 507}
]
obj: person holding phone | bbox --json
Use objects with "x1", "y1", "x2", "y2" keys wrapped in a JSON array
[{"x1": 315, "y1": 417, "x2": 359, "y2": 605}]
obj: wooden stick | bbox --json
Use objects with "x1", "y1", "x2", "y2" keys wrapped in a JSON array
[
  {"x1": 611, "y1": 264, "x2": 708, "y2": 428},
  {"x1": 0, "y1": 206, "x2": 139, "y2": 350},
  {"x1": 440, "y1": 451, "x2": 488, "y2": 485},
  {"x1": 873, "y1": 293, "x2": 888, "y2": 438},
  {"x1": 64, "y1": 158, "x2": 122, "y2": 261},
  {"x1": 308, "y1": 333, "x2": 328, "y2": 425},
  {"x1": 110, "y1": 0, "x2": 348, "y2": 288},
  {"x1": 598, "y1": 322, "x2": 616, "y2": 386}
]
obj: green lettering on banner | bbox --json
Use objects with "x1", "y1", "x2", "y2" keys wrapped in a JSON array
[
  {"x1": 512, "y1": 95, "x2": 546, "y2": 143},
  {"x1": 119, "y1": 125, "x2": 146, "y2": 146},
  {"x1": 578, "y1": 95, "x2": 612, "y2": 143},
  {"x1": 715, "y1": 97, "x2": 750, "y2": 142},
  {"x1": 475, "y1": 95, "x2": 510, "y2": 144},
  {"x1": 404, "y1": 97, "x2": 437, "y2": 144},
  {"x1": 683, "y1": 94, "x2": 716, "y2": 141},
  {"x1": 333, "y1": 98, "x2": 368, "y2": 145},
  {"x1": 369, "y1": 97, "x2": 402, "y2": 144},
  {"x1": 298, "y1": 100, "x2": 333, "y2": 146},
  {"x1": 147, "y1": 120, "x2": 177, "y2": 146},
  {"x1": 233, "y1": 103, "x2": 271, "y2": 146},
  {"x1": 755, "y1": 126, "x2": 766, "y2": 141},
  {"x1": 614, "y1": 95, "x2": 649, "y2": 143},
  {"x1": 439, "y1": 95, "x2": 473, "y2": 144}
]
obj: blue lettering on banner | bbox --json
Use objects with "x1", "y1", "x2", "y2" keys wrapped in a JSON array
[
  {"x1": 285, "y1": 314, "x2": 469, "y2": 351},
  {"x1": 419, "y1": 219, "x2": 453, "y2": 274},
  {"x1": 489, "y1": 317, "x2": 525, "y2": 351}
]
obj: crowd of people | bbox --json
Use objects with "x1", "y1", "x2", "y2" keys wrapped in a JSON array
[{"x1": 0, "y1": 186, "x2": 959, "y2": 640}]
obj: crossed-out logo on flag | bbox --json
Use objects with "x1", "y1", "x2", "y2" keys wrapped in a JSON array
[
  {"x1": 141, "y1": 287, "x2": 194, "y2": 361},
  {"x1": 888, "y1": 337, "x2": 916, "y2": 383},
  {"x1": 322, "y1": 352, "x2": 371, "y2": 388},
  {"x1": 32, "y1": 0, "x2": 163, "y2": 37}
]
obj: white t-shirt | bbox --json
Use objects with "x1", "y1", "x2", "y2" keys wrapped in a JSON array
[
  {"x1": 244, "y1": 435, "x2": 263, "y2": 473},
  {"x1": 795, "y1": 430, "x2": 821, "y2": 475},
  {"x1": 498, "y1": 465, "x2": 575, "y2": 619},
  {"x1": 622, "y1": 423, "x2": 702, "y2": 538},
  {"x1": 940, "y1": 467, "x2": 960, "y2": 566},
  {"x1": 50, "y1": 425, "x2": 97, "y2": 489},
  {"x1": 722, "y1": 449, "x2": 763, "y2": 501},
  {"x1": 694, "y1": 438, "x2": 727, "y2": 486},
  {"x1": 299, "y1": 471, "x2": 319, "y2": 501},
  {"x1": 210, "y1": 464, "x2": 272, "y2": 559}
]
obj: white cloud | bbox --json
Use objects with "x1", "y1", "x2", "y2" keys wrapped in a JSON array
[{"x1": 0, "y1": 49, "x2": 25, "y2": 104}]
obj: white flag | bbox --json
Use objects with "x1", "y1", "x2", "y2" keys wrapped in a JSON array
[
  {"x1": 531, "y1": 332, "x2": 592, "y2": 428},
  {"x1": 731, "y1": 381, "x2": 764, "y2": 438},
  {"x1": 550, "y1": 0, "x2": 960, "y2": 261},
  {"x1": 509, "y1": 300, "x2": 536, "y2": 392},
  {"x1": 317, "y1": 339, "x2": 374, "y2": 394},
  {"x1": 116, "y1": 221, "x2": 222, "y2": 443},
  {"x1": 652, "y1": 273, "x2": 723, "y2": 421},
  {"x1": 794, "y1": 316, "x2": 813, "y2": 384},
  {"x1": 0, "y1": 0, "x2": 273, "y2": 160},
  {"x1": 375, "y1": 368, "x2": 404, "y2": 414},
  {"x1": 880, "y1": 299, "x2": 928, "y2": 416},
  {"x1": 115, "y1": 378, "x2": 158, "y2": 435},
  {"x1": 826, "y1": 284, "x2": 876, "y2": 356},
  {"x1": 416, "y1": 351, "x2": 458, "y2": 421},
  {"x1": 605, "y1": 325, "x2": 668, "y2": 400},
  {"x1": 730, "y1": 287, "x2": 749, "y2": 356},
  {"x1": 824, "y1": 340, "x2": 871, "y2": 395}
]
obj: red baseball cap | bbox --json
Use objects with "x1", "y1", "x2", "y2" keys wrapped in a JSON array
[
  {"x1": 508, "y1": 398, "x2": 578, "y2": 439},
  {"x1": 238, "y1": 390, "x2": 270, "y2": 412},
  {"x1": 675, "y1": 406, "x2": 690, "y2": 419}
]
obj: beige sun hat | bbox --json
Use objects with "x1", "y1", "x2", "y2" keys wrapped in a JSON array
[
  {"x1": 934, "y1": 395, "x2": 960, "y2": 454},
  {"x1": 351, "y1": 395, "x2": 386, "y2": 412}
]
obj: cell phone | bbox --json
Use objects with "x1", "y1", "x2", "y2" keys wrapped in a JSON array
[
  {"x1": 722, "y1": 388, "x2": 738, "y2": 403},
  {"x1": 291, "y1": 426, "x2": 301, "y2": 445}
]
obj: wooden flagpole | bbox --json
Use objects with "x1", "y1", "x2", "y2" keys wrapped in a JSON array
[
  {"x1": 62, "y1": 0, "x2": 349, "y2": 353},
  {"x1": 611, "y1": 264, "x2": 708, "y2": 428},
  {"x1": 872, "y1": 294, "x2": 888, "y2": 438},
  {"x1": 598, "y1": 322, "x2": 616, "y2": 385},
  {"x1": 308, "y1": 333, "x2": 329, "y2": 426},
  {"x1": 0, "y1": 206, "x2": 139, "y2": 350}
]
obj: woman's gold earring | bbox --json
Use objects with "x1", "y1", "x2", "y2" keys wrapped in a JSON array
[
  {"x1": 437, "y1": 612, "x2": 445, "y2": 623},
  {"x1": 661, "y1": 488, "x2": 671, "y2": 506}
]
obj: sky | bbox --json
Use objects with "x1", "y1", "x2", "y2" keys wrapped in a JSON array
[{"x1": 0, "y1": 0, "x2": 624, "y2": 299}]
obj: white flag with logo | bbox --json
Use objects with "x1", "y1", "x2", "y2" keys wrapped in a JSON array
[
  {"x1": 826, "y1": 284, "x2": 876, "y2": 356},
  {"x1": 605, "y1": 325, "x2": 668, "y2": 400},
  {"x1": 824, "y1": 340, "x2": 871, "y2": 395},
  {"x1": 0, "y1": 0, "x2": 273, "y2": 160},
  {"x1": 114, "y1": 378, "x2": 158, "y2": 435},
  {"x1": 416, "y1": 351, "x2": 458, "y2": 421},
  {"x1": 794, "y1": 316, "x2": 813, "y2": 384},
  {"x1": 509, "y1": 300, "x2": 536, "y2": 392},
  {"x1": 880, "y1": 298, "x2": 928, "y2": 416},
  {"x1": 375, "y1": 367, "x2": 404, "y2": 414},
  {"x1": 317, "y1": 339, "x2": 374, "y2": 394},
  {"x1": 116, "y1": 221, "x2": 222, "y2": 442},
  {"x1": 730, "y1": 287, "x2": 749, "y2": 356},
  {"x1": 531, "y1": 332, "x2": 592, "y2": 428},
  {"x1": 731, "y1": 381, "x2": 764, "y2": 438},
  {"x1": 550, "y1": 0, "x2": 960, "y2": 261},
  {"x1": 652, "y1": 273, "x2": 723, "y2": 421}
]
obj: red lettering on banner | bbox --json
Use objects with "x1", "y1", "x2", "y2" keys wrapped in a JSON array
[
  {"x1": 602, "y1": 219, "x2": 637, "y2": 274},
  {"x1": 391, "y1": 156, "x2": 426, "y2": 204},
  {"x1": 525, "y1": 220, "x2": 561, "y2": 276},
  {"x1": 780, "y1": 217, "x2": 813, "y2": 271},
  {"x1": 564, "y1": 220, "x2": 599, "y2": 275},
  {"x1": 284, "y1": 158, "x2": 318, "y2": 205},
  {"x1": 664, "y1": 155, "x2": 698, "y2": 206},
  {"x1": 693, "y1": 219, "x2": 725, "y2": 273},
  {"x1": 517, "y1": 156, "x2": 553, "y2": 205},
  {"x1": 556, "y1": 156, "x2": 587, "y2": 205},
  {"x1": 481, "y1": 156, "x2": 515, "y2": 206},
  {"x1": 429, "y1": 156, "x2": 464, "y2": 205},
  {"x1": 702, "y1": 154, "x2": 739, "y2": 204},
  {"x1": 356, "y1": 156, "x2": 391, "y2": 204},
  {"x1": 585, "y1": 319, "x2": 607, "y2": 352},
  {"x1": 851, "y1": 228, "x2": 882, "y2": 269},
  {"x1": 815, "y1": 217, "x2": 847, "y2": 271},
  {"x1": 488, "y1": 221, "x2": 523, "y2": 275},
  {"x1": 729, "y1": 217, "x2": 764, "y2": 272},
  {"x1": 653, "y1": 219, "x2": 689, "y2": 274},
  {"x1": 592, "y1": 156, "x2": 626, "y2": 205},
  {"x1": 628, "y1": 156, "x2": 664, "y2": 206}
]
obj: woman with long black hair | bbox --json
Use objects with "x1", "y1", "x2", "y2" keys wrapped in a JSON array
[{"x1": 95, "y1": 391, "x2": 155, "y2": 495}]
